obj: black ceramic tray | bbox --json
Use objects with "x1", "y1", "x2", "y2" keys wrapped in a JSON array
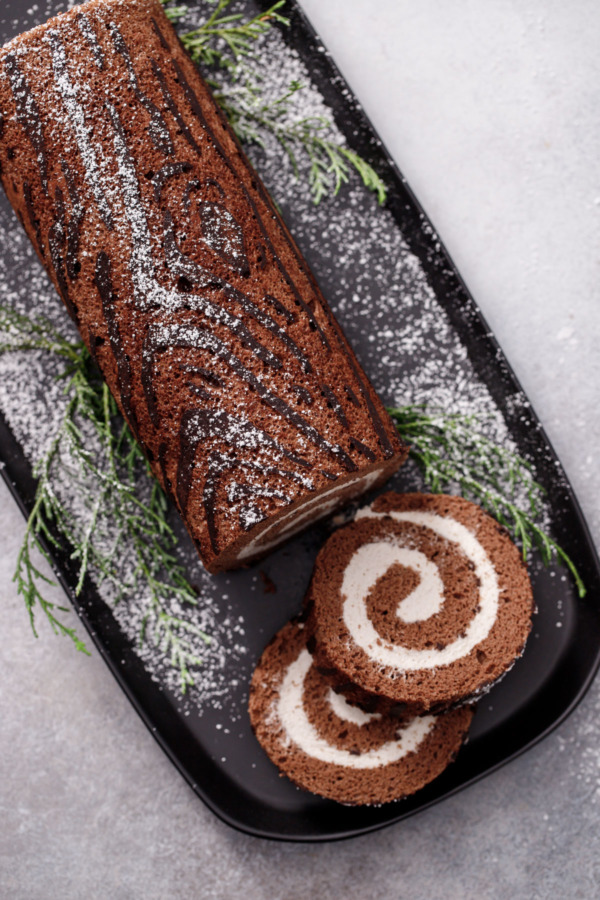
[{"x1": 1, "y1": 0, "x2": 599, "y2": 843}]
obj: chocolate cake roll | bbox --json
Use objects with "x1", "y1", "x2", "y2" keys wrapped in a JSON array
[
  {"x1": 306, "y1": 493, "x2": 535, "y2": 715},
  {"x1": 0, "y1": 0, "x2": 406, "y2": 572},
  {"x1": 249, "y1": 620, "x2": 473, "y2": 805}
]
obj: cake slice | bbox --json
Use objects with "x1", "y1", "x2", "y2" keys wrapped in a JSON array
[
  {"x1": 249, "y1": 619, "x2": 473, "y2": 805},
  {"x1": 0, "y1": 0, "x2": 406, "y2": 572},
  {"x1": 305, "y1": 492, "x2": 535, "y2": 715}
]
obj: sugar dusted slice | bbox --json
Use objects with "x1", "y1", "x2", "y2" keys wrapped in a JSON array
[
  {"x1": 249, "y1": 620, "x2": 473, "y2": 806},
  {"x1": 306, "y1": 492, "x2": 535, "y2": 714}
]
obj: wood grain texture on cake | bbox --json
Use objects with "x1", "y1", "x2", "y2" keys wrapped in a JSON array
[
  {"x1": 249, "y1": 620, "x2": 473, "y2": 806},
  {"x1": 0, "y1": 0, "x2": 406, "y2": 572},
  {"x1": 306, "y1": 492, "x2": 535, "y2": 715}
]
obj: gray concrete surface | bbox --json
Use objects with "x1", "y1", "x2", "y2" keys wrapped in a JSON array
[{"x1": 1, "y1": 1, "x2": 599, "y2": 897}]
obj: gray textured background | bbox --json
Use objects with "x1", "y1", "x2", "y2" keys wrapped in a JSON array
[{"x1": 1, "y1": 1, "x2": 599, "y2": 897}]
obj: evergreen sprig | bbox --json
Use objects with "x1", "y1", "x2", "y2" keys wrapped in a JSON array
[
  {"x1": 218, "y1": 78, "x2": 387, "y2": 204},
  {"x1": 0, "y1": 307, "x2": 209, "y2": 691},
  {"x1": 387, "y1": 404, "x2": 585, "y2": 598},
  {"x1": 165, "y1": 0, "x2": 288, "y2": 68},
  {"x1": 161, "y1": 0, "x2": 387, "y2": 205}
]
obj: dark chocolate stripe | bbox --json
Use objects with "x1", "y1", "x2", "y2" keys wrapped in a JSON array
[
  {"x1": 230, "y1": 482, "x2": 291, "y2": 504},
  {"x1": 349, "y1": 437, "x2": 376, "y2": 462},
  {"x1": 23, "y1": 182, "x2": 44, "y2": 258},
  {"x1": 48, "y1": 200, "x2": 78, "y2": 325},
  {"x1": 60, "y1": 159, "x2": 84, "y2": 281},
  {"x1": 94, "y1": 251, "x2": 139, "y2": 434},
  {"x1": 180, "y1": 363, "x2": 224, "y2": 388},
  {"x1": 158, "y1": 441, "x2": 171, "y2": 491},
  {"x1": 324, "y1": 319, "x2": 395, "y2": 457},
  {"x1": 76, "y1": 13, "x2": 105, "y2": 69},
  {"x1": 188, "y1": 382, "x2": 212, "y2": 401},
  {"x1": 110, "y1": 25, "x2": 173, "y2": 156},
  {"x1": 320, "y1": 470, "x2": 339, "y2": 481},
  {"x1": 4, "y1": 53, "x2": 48, "y2": 194},
  {"x1": 54, "y1": 185, "x2": 65, "y2": 225},
  {"x1": 291, "y1": 384, "x2": 313, "y2": 405},
  {"x1": 265, "y1": 293, "x2": 295, "y2": 324},
  {"x1": 151, "y1": 16, "x2": 170, "y2": 50},
  {"x1": 151, "y1": 60, "x2": 202, "y2": 157},
  {"x1": 146, "y1": 322, "x2": 356, "y2": 472},
  {"x1": 200, "y1": 451, "x2": 227, "y2": 553},
  {"x1": 176, "y1": 408, "x2": 309, "y2": 515},
  {"x1": 321, "y1": 384, "x2": 349, "y2": 429},
  {"x1": 344, "y1": 384, "x2": 361, "y2": 407},
  {"x1": 152, "y1": 161, "x2": 191, "y2": 201},
  {"x1": 205, "y1": 176, "x2": 226, "y2": 200}
]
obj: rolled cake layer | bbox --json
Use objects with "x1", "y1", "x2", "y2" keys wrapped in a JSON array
[
  {"x1": 0, "y1": 0, "x2": 406, "y2": 572},
  {"x1": 306, "y1": 492, "x2": 535, "y2": 715},
  {"x1": 249, "y1": 620, "x2": 473, "y2": 805}
]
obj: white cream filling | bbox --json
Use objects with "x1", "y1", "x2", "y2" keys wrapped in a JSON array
[
  {"x1": 347, "y1": 542, "x2": 445, "y2": 624},
  {"x1": 237, "y1": 468, "x2": 382, "y2": 561},
  {"x1": 277, "y1": 649, "x2": 435, "y2": 769},
  {"x1": 326, "y1": 688, "x2": 381, "y2": 725},
  {"x1": 342, "y1": 509, "x2": 500, "y2": 670}
]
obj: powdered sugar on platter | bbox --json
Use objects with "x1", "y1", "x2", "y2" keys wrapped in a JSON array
[{"x1": 0, "y1": 0, "x2": 557, "y2": 732}]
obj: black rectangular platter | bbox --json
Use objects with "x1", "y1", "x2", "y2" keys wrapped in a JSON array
[{"x1": 0, "y1": 0, "x2": 599, "y2": 842}]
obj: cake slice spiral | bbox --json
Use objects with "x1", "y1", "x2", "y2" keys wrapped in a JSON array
[
  {"x1": 249, "y1": 620, "x2": 473, "y2": 805},
  {"x1": 306, "y1": 492, "x2": 535, "y2": 715}
]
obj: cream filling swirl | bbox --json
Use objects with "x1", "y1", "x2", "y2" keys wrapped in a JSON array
[
  {"x1": 277, "y1": 648, "x2": 435, "y2": 769},
  {"x1": 341, "y1": 508, "x2": 500, "y2": 670}
]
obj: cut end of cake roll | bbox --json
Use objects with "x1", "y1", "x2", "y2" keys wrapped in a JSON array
[
  {"x1": 249, "y1": 620, "x2": 473, "y2": 806},
  {"x1": 0, "y1": 0, "x2": 407, "y2": 573},
  {"x1": 305, "y1": 492, "x2": 535, "y2": 715}
]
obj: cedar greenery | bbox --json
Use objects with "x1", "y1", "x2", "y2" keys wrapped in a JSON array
[
  {"x1": 0, "y1": 307, "x2": 209, "y2": 692},
  {"x1": 161, "y1": 0, "x2": 387, "y2": 205},
  {"x1": 387, "y1": 405, "x2": 585, "y2": 597}
]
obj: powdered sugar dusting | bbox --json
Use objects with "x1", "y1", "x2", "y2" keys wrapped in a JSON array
[{"x1": 0, "y1": 0, "x2": 566, "y2": 743}]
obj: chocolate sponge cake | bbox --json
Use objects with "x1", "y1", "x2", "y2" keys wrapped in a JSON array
[
  {"x1": 0, "y1": 0, "x2": 406, "y2": 572},
  {"x1": 249, "y1": 620, "x2": 473, "y2": 805},
  {"x1": 306, "y1": 492, "x2": 535, "y2": 715}
]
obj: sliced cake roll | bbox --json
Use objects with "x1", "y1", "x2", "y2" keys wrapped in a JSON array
[
  {"x1": 0, "y1": 0, "x2": 406, "y2": 573},
  {"x1": 249, "y1": 620, "x2": 473, "y2": 805},
  {"x1": 306, "y1": 492, "x2": 535, "y2": 715}
]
